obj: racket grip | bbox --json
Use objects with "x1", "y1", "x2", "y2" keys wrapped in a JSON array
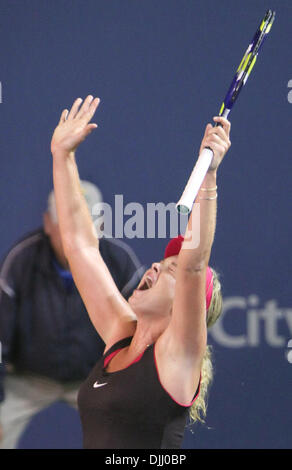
[{"x1": 176, "y1": 147, "x2": 214, "y2": 214}]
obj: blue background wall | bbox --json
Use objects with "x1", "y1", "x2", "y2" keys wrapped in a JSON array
[{"x1": 1, "y1": 0, "x2": 291, "y2": 448}]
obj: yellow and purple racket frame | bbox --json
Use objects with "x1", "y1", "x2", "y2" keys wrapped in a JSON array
[
  {"x1": 219, "y1": 9, "x2": 276, "y2": 120},
  {"x1": 176, "y1": 10, "x2": 276, "y2": 214}
]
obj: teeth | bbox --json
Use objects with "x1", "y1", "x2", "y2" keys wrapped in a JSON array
[
  {"x1": 137, "y1": 275, "x2": 153, "y2": 291},
  {"x1": 145, "y1": 276, "x2": 152, "y2": 288},
  {"x1": 137, "y1": 280, "x2": 147, "y2": 291}
]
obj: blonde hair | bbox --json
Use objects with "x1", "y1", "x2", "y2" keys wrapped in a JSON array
[{"x1": 189, "y1": 268, "x2": 222, "y2": 425}]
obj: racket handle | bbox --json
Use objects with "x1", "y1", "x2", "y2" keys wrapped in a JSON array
[{"x1": 176, "y1": 147, "x2": 214, "y2": 213}]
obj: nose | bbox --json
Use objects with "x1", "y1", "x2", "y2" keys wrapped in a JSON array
[{"x1": 151, "y1": 262, "x2": 161, "y2": 274}]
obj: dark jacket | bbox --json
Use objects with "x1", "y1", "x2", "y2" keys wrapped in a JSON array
[{"x1": 0, "y1": 229, "x2": 143, "y2": 402}]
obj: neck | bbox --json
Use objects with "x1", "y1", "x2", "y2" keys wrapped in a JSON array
[{"x1": 130, "y1": 314, "x2": 170, "y2": 354}]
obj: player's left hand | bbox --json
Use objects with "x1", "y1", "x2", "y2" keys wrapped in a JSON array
[{"x1": 199, "y1": 116, "x2": 231, "y2": 172}]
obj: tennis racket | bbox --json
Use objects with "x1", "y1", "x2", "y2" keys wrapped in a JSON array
[{"x1": 176, "y1": 9, "x2": 276, "y2": 214}]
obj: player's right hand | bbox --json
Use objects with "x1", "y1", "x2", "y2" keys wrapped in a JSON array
[{"x1": 51, "y1": 95, "x2": 100, "y2": 156}]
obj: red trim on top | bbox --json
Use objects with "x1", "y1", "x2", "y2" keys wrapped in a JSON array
[
  {"x1": 153, "y1": 343, "x2": 201, "y2": 407},
  {"x1": 128, "y1": 351, "x2": 145, "y2": 367},
  {"x1": 104, "y1": 349, "x2": 122, "y2": 368},
  {"x1": 104, "y1": 348, "x2": 146, "y2": 370}
]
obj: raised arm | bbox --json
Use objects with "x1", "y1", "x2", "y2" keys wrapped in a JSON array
[
  {"x1": 51, "y1": 96, "x2": 136, "y2": 344},
  {"x1": 168, "y1": 117, "x2": 231, "y2": 356}
]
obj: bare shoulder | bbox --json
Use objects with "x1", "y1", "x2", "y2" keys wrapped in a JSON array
[{"x1": 154, "y1": 329, "x2": 203, "y2": 405}]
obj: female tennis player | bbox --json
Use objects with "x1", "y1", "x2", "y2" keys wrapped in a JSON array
[{"x1": 50, "y1": 95, "x2": 231, "y2": 449}]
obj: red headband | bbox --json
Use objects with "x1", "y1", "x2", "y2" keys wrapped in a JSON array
[{"x1": 164, "y1": 235, "x2": 214, "y2": 310}]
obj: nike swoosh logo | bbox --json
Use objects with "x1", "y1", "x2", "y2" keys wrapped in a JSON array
[{"x1": 93, "y1": 381, "x2": 108, "y2": 389}]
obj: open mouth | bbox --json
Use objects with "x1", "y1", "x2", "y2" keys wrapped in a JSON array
[{"x1": 137, "y1": 276, "x2": 153, "y2": 291}]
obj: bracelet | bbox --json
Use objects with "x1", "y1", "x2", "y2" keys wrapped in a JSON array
[
  {"x1": 199, "y1": 193, "x2": 218, "y2": 200},
  {"x1": 200, "y1": 186, "x2": 217, "y2": 191}
]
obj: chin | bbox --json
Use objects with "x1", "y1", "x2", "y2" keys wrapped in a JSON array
[
  {"x1": 128, "y1": 294, "x2": 134, "y2": 305},
  {"x1": 128, "y1": 292, "x2": 151, "y2": 316},
  {"x1": 127, "y1": 293, "x2": 141, "y2": 311}
]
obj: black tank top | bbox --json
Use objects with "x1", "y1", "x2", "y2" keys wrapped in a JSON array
[{"x1": 77, "y1": 336, "x2": 200, "y2": 449}]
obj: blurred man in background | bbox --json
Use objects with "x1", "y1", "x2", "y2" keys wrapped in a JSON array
[{"x1": 0, "y1": 181, "x2": 143, "y2": 448}]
